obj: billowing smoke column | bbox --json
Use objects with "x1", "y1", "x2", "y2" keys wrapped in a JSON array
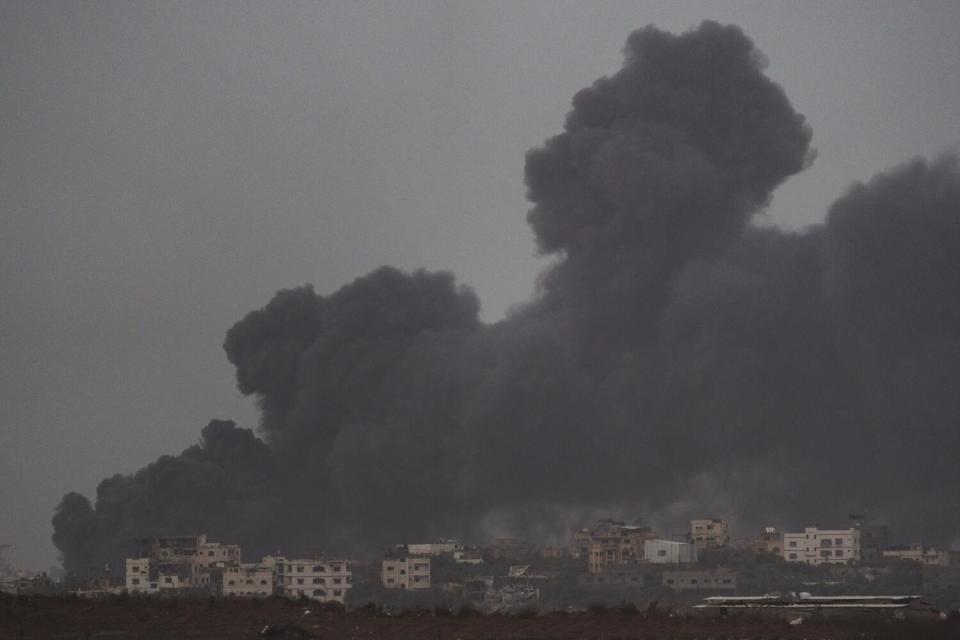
[{"x1": 53, "y1": 22, "x2": 960, "y2": 573}]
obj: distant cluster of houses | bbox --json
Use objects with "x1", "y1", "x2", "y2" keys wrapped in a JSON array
[
  {"x1": 120, "y1": 534, "x2": 352, "y2": 604},
  {"x1": 3, "y1": 512, "x2": 958, "y2": 601}
]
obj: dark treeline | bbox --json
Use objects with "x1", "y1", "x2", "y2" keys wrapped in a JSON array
[{"x1": 53, "y1": 22, "x2": 960, "y2": 573}]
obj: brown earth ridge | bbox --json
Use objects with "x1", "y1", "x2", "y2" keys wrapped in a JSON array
[{"x1": 1, "y1": 594, "x2": 958, "y2": 640}]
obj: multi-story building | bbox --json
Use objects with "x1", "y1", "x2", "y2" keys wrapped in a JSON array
[
  {"x1": 381, "y1": 556, "x2": 431, "y2": 590},
  {"x1": 848, "y1": 514, "x2": 890, "y2": 560},
  {"x1": 782, "y1": 527, "x2": 861, "y2": 565},
  {"x1": 571, "y1": 519, "x2": 654, "y2": 573},
  {"x1": 270, "y1": 557, "x2": 352, "y2": 604},
  {"x1": 689, "y1": 519, "x2": 730, "y2": 551},
  {"x1": 215, "y1": 563, "x2": 274, "y2": 597},
  {"x1": 124, "y1": 557, "x2": 181, "y2": 594},
  {"x1": 663, "y1": 568, "x2": 737, "y2": 591},
  {"x1": 733, "y1": 527, "x2": 783, "y2": 556},
  {"x1": 644, "y1": 539, "x2": 697, "y2": 564},
  {"x1": 142, "y1": 534, "x2": 242, "y2": 589}
]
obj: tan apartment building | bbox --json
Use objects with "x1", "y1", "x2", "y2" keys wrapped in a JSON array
[
  {"x1": 689, "y1": 518, "x2": 730, "y2": 551},
  {"x1": 783, "y1": 527, "x2": 861, "y2": 565},
  {"x1": 663, "y1": 568, "x2": 737, "y2": 591},
  {"x1": 216, "y1": 563, "x2": 273, "y2": 597},
  {"x1": 124, "y1": 557, "x2": 182, "y2": 594},
  {"x1": 571, "y1": 519, "x2": 654, "y2": 573},
  {"x1": 271, "y1": 557, "x2": 351, "y2": 603},
  {"x1": 381, "y1": 557, "x2": 431, "y2": 590}
]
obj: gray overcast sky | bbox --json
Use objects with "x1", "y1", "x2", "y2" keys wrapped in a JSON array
[{"x1": 2, "y1": 1, "x2": 959, "y2": 570}]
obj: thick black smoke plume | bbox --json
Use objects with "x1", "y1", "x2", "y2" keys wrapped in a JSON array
[{"x1": 53, "y1": 22, "x2": 960, "y2": 573}]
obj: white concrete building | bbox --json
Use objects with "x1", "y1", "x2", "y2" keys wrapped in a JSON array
[
  {"x1": 381, "y1": 557, "x2": 431, "y2": 589},
  {"x1": 644, "y1": 539, "x2": 697, "y2": 564},
  {"x1": 271, "y1": 557, "x2": 351, "y2": 604},
  {"x1": 783, "y1": 527, "x2": 861, "y2": 565}
]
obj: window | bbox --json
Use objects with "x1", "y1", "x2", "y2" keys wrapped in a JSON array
[
  {"x1": 835, "y1": 538, "x2": 843, "y2": 545},
  {"x1": 132, "y1": 578, "x2": 140, "y2": 585},
  {"x1": 296, "y1": 578, "x2": 304, "y2": 585},
  {"x1": 260, "y1": 580, "x2": 268, "y2": 585},
  {"x1": 334, "y1": 590, "x2": 342, "y2": 596},
  {"x1": 297, "y1": 565, "x2": 304, "y2": 573},
  {"x1": 333, "y1": 578, "x2": 341, "y2": 584},
  {"x1": 789, "y1": 541, "x2": 798, "y2": 548},
  {"x1": 387, "y1": 579, "x2": 394, "y2": 584},
  {"x1": 313, "y1": 589, "x2": 324, "y2": 596},
  {"x1": 822, "y1": 539, "x2": 832, "y2": 547},
  {"x1": 313, "y1": 565, "x2": 324, "y2": 572},
  {"x1": 690, "y1": 579, "x2": 698, "y2": 584},
  {"x1": 164, "y1": 577, "x2": 172, "y2": 584},
  {"x1": 246, "y1": 579, "x2": 253, "y2": 585},
  {"x1": 658, "y1": 550, "x2": 667, "y2": 557},
  {"x1": 399, "y1": 570, "x2": 406, "y2": 575},
  {"x1": 835, "y1": 550, "x2": 843, "y2": 556},
  {"x1": 722, "y1": 579, "x2": 732, "y2": 584},
  {"x1": 788, "y1": 553, "x2": 797, "y2": 560},
  {"x1": 208, "y1": 551, "x2": 214, "y2": 557},
  {"x1": 387, "y1": 566, "x2": 395, "y2": 572},
  {"x1": 313, "y1": 578, "x2": 320, "y2": 585},
  {"x1": 228, "y1": 580, "x2": 235, "y2": 586}
]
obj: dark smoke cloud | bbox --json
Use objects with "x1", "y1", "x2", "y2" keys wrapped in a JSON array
[{"x1": 53, "y1": 22, "x2": 960, "y2": 572}]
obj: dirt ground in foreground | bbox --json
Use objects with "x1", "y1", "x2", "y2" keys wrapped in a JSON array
[{"x1": 1, "y1": 595, "x2": 957, "y2": 640}]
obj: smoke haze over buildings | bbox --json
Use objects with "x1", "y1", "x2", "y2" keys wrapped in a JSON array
[{"x1": 50, "y1": 21, "x2": 960, "y2": 573}]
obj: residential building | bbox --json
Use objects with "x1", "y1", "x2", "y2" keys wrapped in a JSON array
[
  {"x1": 882, "y1": 545, "x2": 950, "y2": 566},
  {"x1": 689, "y1": 519, "x2": 730, "y2": 551},
  {"x1": 453, "y1": 549, "x2": 483, "y2": 564},
  {"x1": 405, "y1": 539, "x2": 462, "y2": 556},
  {"x1": 663, "y1": 568, "x2": 737, "y2": 591},
  {"x1": 570, "y1": 519, "x2": 653, "y2": 560},
  {"x1": 732, "y1": 527, "x2": 783, "y2": 556},
  {"x1": 644, "y1": 539, "x2": 697, "y2": 564},
  {"x1": 571, "y1": 519, "x2": 654, "y2": 573},
  {"x1": 272, "y1": 557, "x2": 351, "y2": 604},
  {"x1": 215, "y1": 563, "x2": 273, "y2": 598},
  {"x1": 848, "y1": 514, "x2": 890, "y2": 560},
  {"x1": 381, "y1": 557, "x2": 431, "y2": 590},
  {"x1": 124, "y1": 558, "x2": 180, "y2": 594},
  {"x1": 142, "y1": 534, "x2": 241, "y2": 589},
  {"x1": 782, "y1": 527, "x2": 860, "y2": 565}
]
